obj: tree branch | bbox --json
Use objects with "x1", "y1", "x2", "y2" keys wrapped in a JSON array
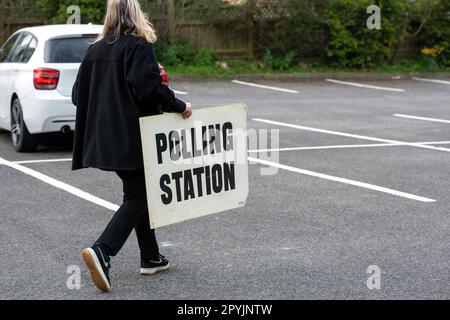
[{"x1": 407, "y1": 8, "x2": 433, "y2": 38}]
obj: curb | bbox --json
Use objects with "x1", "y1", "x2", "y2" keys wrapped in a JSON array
[{"x1": 169, "y1": 72, "x2": 450, "y2": 82}]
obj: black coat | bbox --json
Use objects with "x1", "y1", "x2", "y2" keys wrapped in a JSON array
[{"x1": 71, "y1": 34, "x2": 186, "y2": 171}]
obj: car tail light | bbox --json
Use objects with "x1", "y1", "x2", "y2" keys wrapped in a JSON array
[
  {"x1": 159, "y1": 63, "x2": 169, "y2": 86},
  {"x1": 161, "y1": 72, "x2": 169, "y2": 86},
  {"x1": 33, "y1": 68, "x2": 60, "y2": 90}
]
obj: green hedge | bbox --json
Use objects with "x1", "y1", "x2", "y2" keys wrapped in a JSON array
[
  {"x1": 414, "y1": 0, "x2": 450, "y2": 67},
  {"x1": 35, "y1": 0, "x2": 450, "y2": 69},
  {"x1": 261, "y1": 0, "x2": 449, "y2": 69},
  {"x1": 36, "y1": 0, "x2": 105, "y2": 24}
]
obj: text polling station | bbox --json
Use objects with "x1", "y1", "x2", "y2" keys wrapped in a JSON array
[{"x1": 139, "y1": 103, "x2": 249, "y2": 228}]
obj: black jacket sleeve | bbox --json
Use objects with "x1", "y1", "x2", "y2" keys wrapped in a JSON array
[{"x1": 126, "y1": 39, "x2": 186, "y2": 113}]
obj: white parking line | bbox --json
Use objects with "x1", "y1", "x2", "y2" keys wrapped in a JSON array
[
  {"x1": 412, "y1": 77, "x2": 450, "y2": 85},
  {"x1": 231, "y1": 80, "x2": 299, "y2": 93},
  {"x1": 0, "y1": 152, "x2": 437, "y2": 208},
  {"x1": 325, "y1": 79, "x2": 405, "y2": 92},
  {"x1": 393, "y1": 114, "x2": 450, "y2": 124},
  {"x1": 173, "y1": 89, "x2": 189, "y2": 95},
  {"x1": 248, "y1": 140, "x2": 450, "y2": 153},
  {"x1": 0, "y1": 157, "x2": 119, "y2": 211},
  {"x1": 253, "y1": 118, "x2": 450, "y2": 153},
  {"x1": 249, "y1": 157, "x2": 435, "y2": 203},
  {"x1": 161, "y1": 241, "x2": 175, "y2": 247},
  {"x1": 249, "y1": 143, "x2": 393, "y2": 153},
  {"x1": 9, "y1": 140, "x2": 450, "y2": 166},
  {"x1": 7, "y1": 139, "x2": 450, "y2": 165},
  {"x1": 14, "y1": 158, "x2": 73, "y2": 164}
]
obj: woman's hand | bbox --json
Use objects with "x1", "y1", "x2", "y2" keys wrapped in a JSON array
[{"x1": 182, "y1": 102, "x2": 193, "y2": 119}]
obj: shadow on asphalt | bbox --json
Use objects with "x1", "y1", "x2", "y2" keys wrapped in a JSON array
[{"x1": 0, "y1": 130, "x2": 73, "y2": 153}]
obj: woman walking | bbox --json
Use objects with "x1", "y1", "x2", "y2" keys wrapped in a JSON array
[{"x1": 71, "y1": 0, "x2": 192, "y2": 293}]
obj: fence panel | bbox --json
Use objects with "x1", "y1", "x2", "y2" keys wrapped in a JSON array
[
  {"x1": 0, "y1": 0, "x2": 284, "y2": 57},
  {"x1": 143, "y1": 0, "x2": 260, "y2": 58},
  {"x1": 0, "y1": 0, "x2": 43, "y2": 43}
]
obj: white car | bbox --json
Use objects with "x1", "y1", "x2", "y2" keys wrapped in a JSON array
[{"x1": 0, "y1": 24, "x2": 103, "y2": 152}]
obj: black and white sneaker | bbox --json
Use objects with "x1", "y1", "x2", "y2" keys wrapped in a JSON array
[
  {"x1": 82, "y1": 245, "x2": 111, "y2": 292},
  {"x1": 140, "y1": 254, "x2": 170, "y2": 275}
]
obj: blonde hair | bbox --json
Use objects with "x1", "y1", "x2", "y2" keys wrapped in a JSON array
[{"x1": 98, "y1": 0, "x2": 157, "y2": 43}]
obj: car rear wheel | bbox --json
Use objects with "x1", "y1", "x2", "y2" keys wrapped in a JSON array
[{"x1": 11, "y1": 98, "x2": 37, "y2": 152}]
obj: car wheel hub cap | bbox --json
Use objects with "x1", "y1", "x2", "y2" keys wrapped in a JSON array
[{"x1": 11, "y1": 104, "x2": 21, "y2": 146}]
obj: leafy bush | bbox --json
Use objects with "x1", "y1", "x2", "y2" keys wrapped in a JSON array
[
  {"x1": 262, "y1": 50, "x2": 294, "y2": 71},
  {"x1": 323, "y1": 0, "x2": 411, "y2": 68},
  {"x1": 414, "y1": 0, "x2": 450, "y2": 67},
  {"x1": 193, "y1": 47, "x2": 217, "y2": 66},
  {"x1": 36, "y1": 0, "x2": 106, "y2": 24},
  {"x1": 161, "y1": 45, "x2": 182, "y2": 66},
  {"x1": 34, "y1": 0, "x2": 450, "y2": 70},
  {"x1": 256, "y1": 0, "x2": 328, "y2": 62},
  {"x1": 155, "y1": 37, "x2": 218, "y2": 67},
  {"x1": 257, "y1": 0, "x2": 448, "y2": 69},
  {"x1": 155, "y1": 38, "x2": 195, "y2": 66}
]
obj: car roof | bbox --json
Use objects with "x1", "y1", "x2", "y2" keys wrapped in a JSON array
[{"x1": 18, "y1": 24, "x2": 103, "y2": 40}]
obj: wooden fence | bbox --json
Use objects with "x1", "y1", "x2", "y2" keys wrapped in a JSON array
[
  {"x1": 0, "y1": 0, "x2": 264, "y2": 57},
  {"x1": 170, "y1": 20, "x2": 252, "y2": 57},
  {"x1": 142, "y1": 0, "x2": 274, "y2": 58},
  {"x1": 0, "y1": 0, "x2": 419, "y2": 59},
  {"x1": 0, "y1": 0, "x2": 43, "y2": 44}
]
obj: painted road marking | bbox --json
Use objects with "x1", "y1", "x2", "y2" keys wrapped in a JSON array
[
  {"x1": 231, "y1": 80, "x2": 299, "y2": 94},
  {"x1": 0, "y1": 151, "x2": 437, "y2": 210},
  {"x1": 249, "y1": 157, "x2": 435, "y2": 203},
  {"x1": 248, "y1": 141, "x2": 450, "y2": 153},
  {"x1": 14, "y1": 158, "x2": 73, "y2": 164},
  {"x1": 249, "y1": 143, "x2": 394, "y2": 153},
  {"x1": 173, "y1": 89, "x2": 189, "y2": 95},
  {"x1": 393, "y1": 114, "x2": 450, "y2": 124},
  {"x1": 412, "y1": 77, "x2": 450, "y2": 85},
  {"x1": 325, "y1": 79, "x2": 405, "y2": 92},
  {"x1": 161, "y1": 242, "x2": 175, "y2": 247},
  {"x1": 0, "y1": 157, "x2": 119, "y2": 211},
  {"x1": 9, "y1": 140, "x2": 450, "y2": 165},
  {"x1": 253, "y1": 118, "x2": 450, "y2": 153}
]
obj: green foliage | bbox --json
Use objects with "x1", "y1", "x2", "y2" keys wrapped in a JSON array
[
  {"x1": 258, "y1": 0, "x2": 448, "y2": 69},
  {"x1": 27, "y1": 0, "x2": 450, "y2": 70},
  {"x1": 161, "y1": 45, "x2": 183, "y2": 66},
  {"x1": 323, "y1": 0, "x2": 448, "y2": 68},
  {"x1": 258, "y1": 0, "x2": 328, "y2": 61},
  {"x1": 414, "y1": 0, "x2": 450, "y2": 67},
  {"x1": 155, "y1": 38, "x2": 194, "y2": 66},
  {"x1": 36, "y1": 0, "x2": 106, "y2": 24},
  {"x1": 193, "y1": 47, "x2": 217, "y2": 66},
  {"x1": 164, "y1": 57, "x2": 450, "y2": 77},
  {"x1": 262, "y1": 50, "x2": 294, "y2": 71},
  {"x1": 324, "y1": 0, "x2": 394, "y2": 68},
  {"x1": 155, "y1": 38, "x2": 217, "y2": 67}
]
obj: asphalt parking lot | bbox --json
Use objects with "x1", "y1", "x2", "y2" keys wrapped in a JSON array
[{"x1": 1, "y1": 78, "x2": 450, "y2": 299}]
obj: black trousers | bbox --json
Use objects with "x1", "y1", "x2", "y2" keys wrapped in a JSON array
[{"x1": 95, "y1": 168, "x2": 159, "y2": 260}]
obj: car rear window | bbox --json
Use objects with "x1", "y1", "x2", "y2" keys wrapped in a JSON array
[{"x1": 44, "y1": 36, "x2": 97, "y2": 63}]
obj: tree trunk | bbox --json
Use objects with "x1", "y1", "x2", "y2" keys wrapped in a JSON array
[
  {"x1": 0, "y1": 0, "x2": 4, "y2": 43},
  {"x1": 167, "y1": 0, "x2": 176, "y2": 44},
  {"x1": 246, "y1": 0, "x2": 255, "y2": 59}
]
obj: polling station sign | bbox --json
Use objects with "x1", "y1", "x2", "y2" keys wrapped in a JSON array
[{"x1": 139, "y1": 103, "x2": 249, "y2": 228}]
